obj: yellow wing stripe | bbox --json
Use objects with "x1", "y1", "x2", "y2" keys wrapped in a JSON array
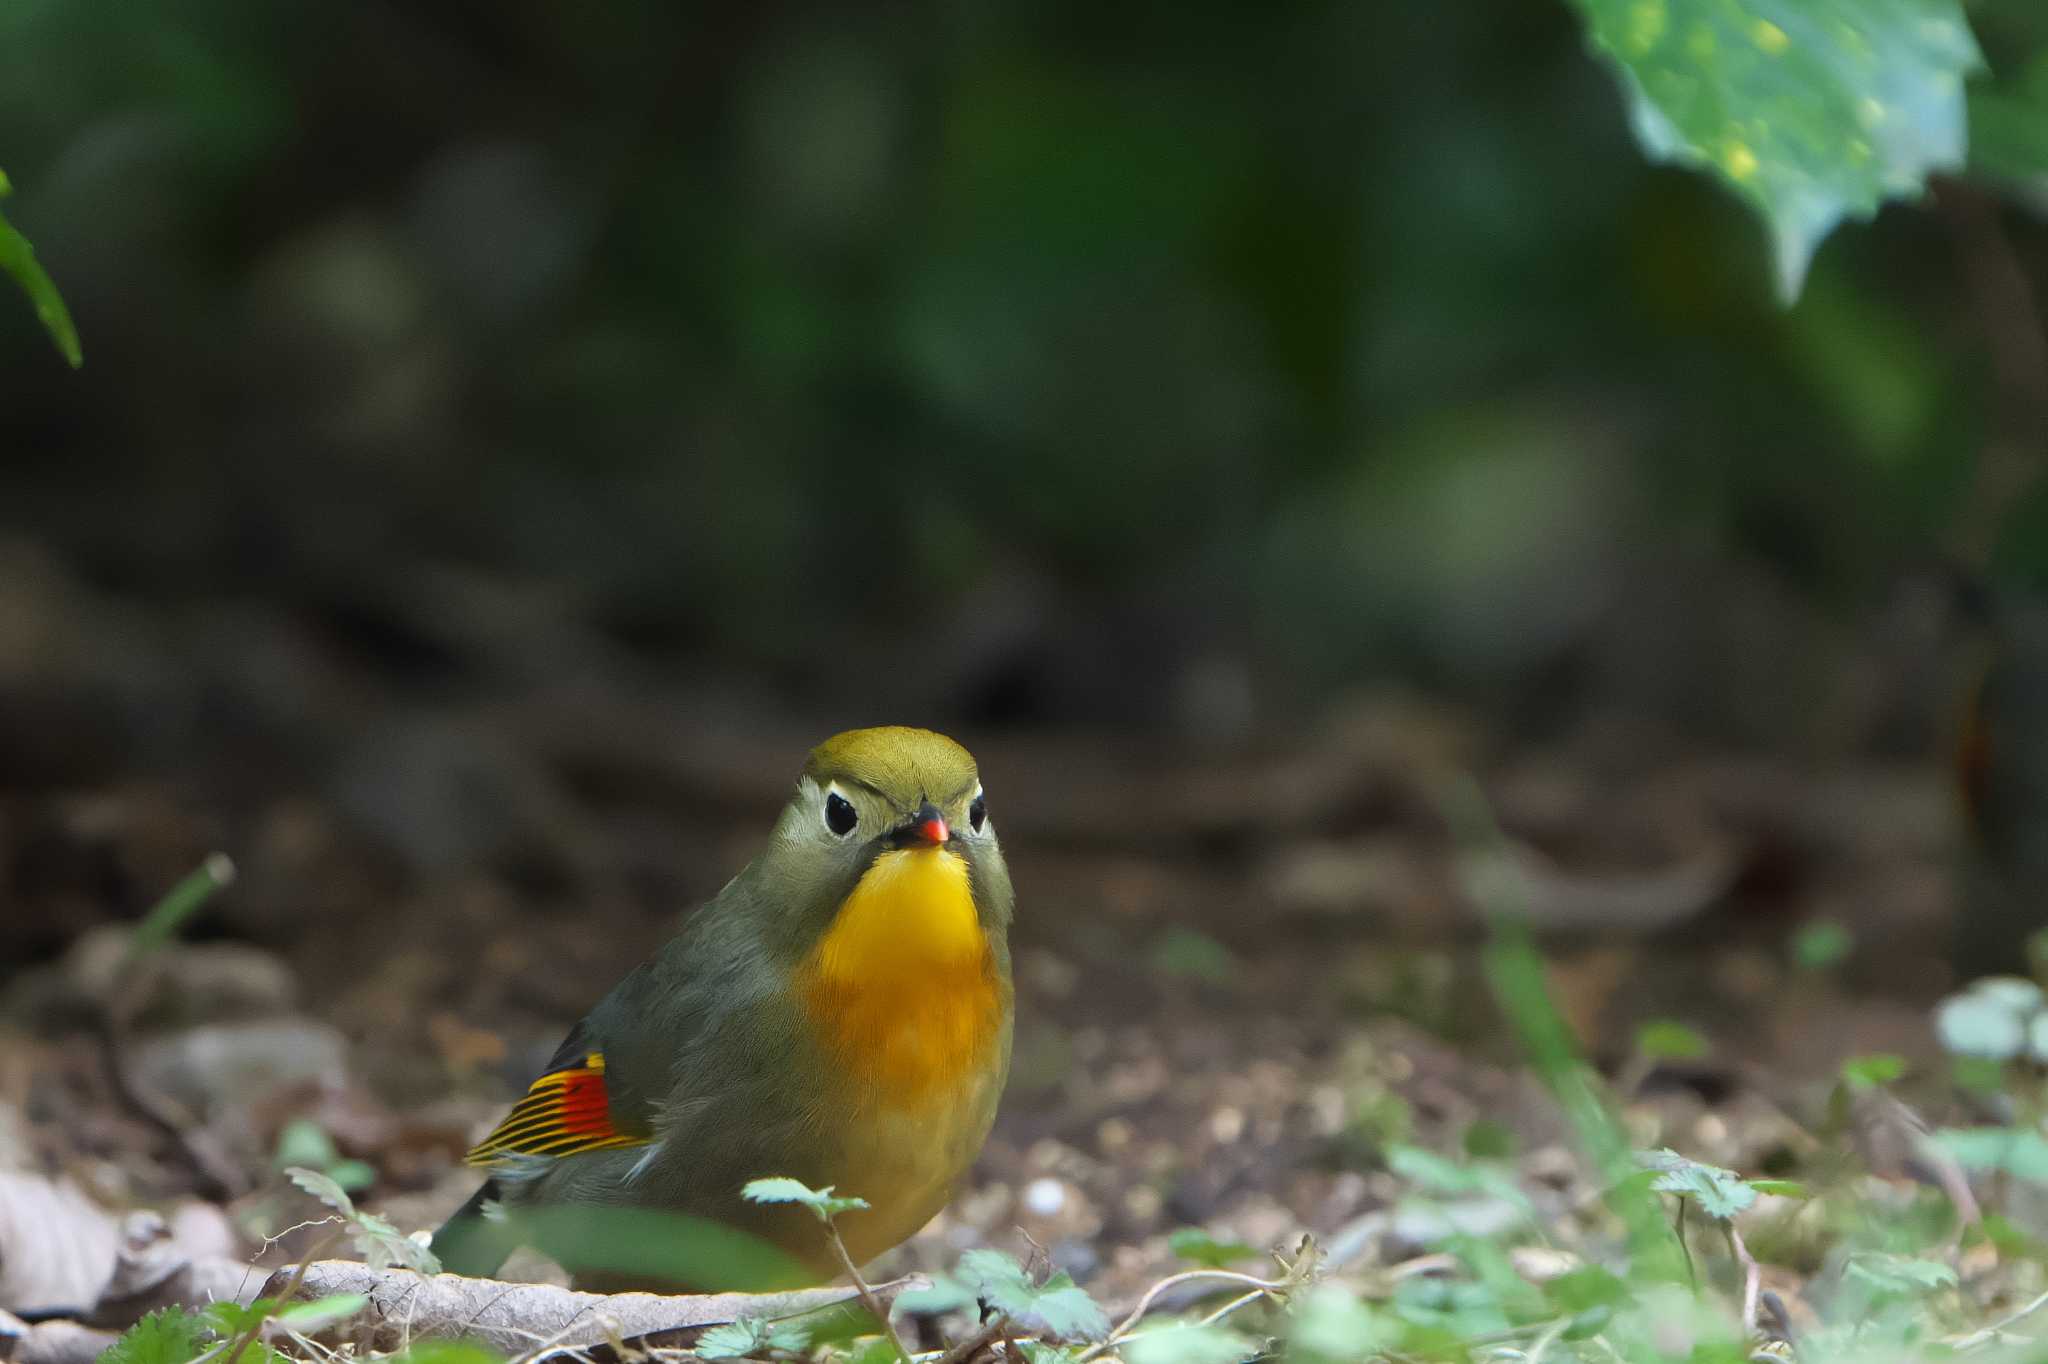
[{"x1": 465, "y1": 1050, "x2": 650, "y2": 1166}]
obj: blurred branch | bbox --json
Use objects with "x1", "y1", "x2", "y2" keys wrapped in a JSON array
[{"x1": 1941, "y1": 181, "x2": 2048, "y2": 570}]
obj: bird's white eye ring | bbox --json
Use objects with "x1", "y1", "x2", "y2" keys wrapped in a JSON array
[{"x1": 823, "y1": 790, "x2": 858, "y2": 837}]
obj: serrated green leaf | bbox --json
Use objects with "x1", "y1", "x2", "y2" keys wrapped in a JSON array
[
  {"x1": 741, "y1": 1176, "x2": 869, "y2": 1221},
  {"x1": 0, "y1": 171, "x2": 81, "y2": 368},
  {"x1": 1167, "y1": 1226, "x2": 1259, "y2": 1267},
  {"x1": 694, "y1": 1315, "x2": 808, "y2": 1359},
  {"x1": 1635, "y1": 1019, "x2": 1708, "y2": 1061},
  {"x1": 955, "y1": 1249, "x2": 1109, "y2": 1342},
  {"x1": 1565, "y1": 0, "x2": 1982, "y2": 300},
  {"x1": 286, "y1": 1166, "x2": 358, "y2": 1218},
  {"x1": 1640, "y1": 1148, "x2": 1757, "y2": 1219},
  {"x1": 353, "y1": 1209, "x2": 440, "y2": 1274},
  {"x1": 203, "y1": 1299, "x2": 271, "y2": 1336},
  {"x1": 101, "y1": 1308, "x2": 212, "y2": 1364}
]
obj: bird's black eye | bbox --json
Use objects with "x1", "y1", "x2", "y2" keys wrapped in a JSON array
[
  {"x1": 968, "y1": 794, "x2": 987, "y2": 832},
  {"x1": 824, "y1": 791, "x2": 858, "y2": 837}
]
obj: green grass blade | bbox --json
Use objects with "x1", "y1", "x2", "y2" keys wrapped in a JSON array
[
  {"x1": 0, "y1": 169, "x2": 83, "y2": 369},
  {"x1": 125, "y1": 854, "x2": 238, "y2": 965}
]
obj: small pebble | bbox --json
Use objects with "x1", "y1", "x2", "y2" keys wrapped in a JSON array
[{"x1": 1024, "y1": 1176, "x2": 1067, "y2": 1217}]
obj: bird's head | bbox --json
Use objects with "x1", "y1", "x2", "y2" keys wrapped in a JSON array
[{"x1": 758, "y1": 727, "x2": 1012, "y2": 964}]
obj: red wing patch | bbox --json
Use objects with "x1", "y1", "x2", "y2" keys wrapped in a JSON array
[{"x1": 466, "y1": 1051, "x2": 648, "y2": 1165}]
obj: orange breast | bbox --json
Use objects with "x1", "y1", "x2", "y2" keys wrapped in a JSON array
[{"x1": 795, "y1": 848, "x2": 1004, "y2": 1110}]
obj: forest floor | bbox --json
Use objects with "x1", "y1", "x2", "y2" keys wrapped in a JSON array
[{"x1": 0, "y1": 559, "x2": 2021, "y2": 1360}]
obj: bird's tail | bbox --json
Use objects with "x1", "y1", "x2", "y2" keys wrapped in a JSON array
[{"x1": 431, "y1": 1179, "x2": 520, "y2": 1279}]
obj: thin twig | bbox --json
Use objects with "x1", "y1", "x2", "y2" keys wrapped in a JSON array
[
  {"x1": 221, "y1": 1230, "x2": 343, "y2": 1364},
  {"x1": 1194, "y1": 1289, "x2": 1270, "y2": 1329},
  {"x1": 1075, "y1": 1269, "x2": 1290, "y2": 1363},
  {"x1": 1724, "y1": 1222, "x2": 1760, "y2": 1336},
  {"x1": 1953, "y1": 1285, "x2": 2048, "y2": 1351},
  {"x1": 1524, "y1": 1315, "x2": 1573, "y2": 1364},
  {"x1": 933, "y1": 1317, "x2": 1007, "y2": 1364},
  {"x1": 826, "y1": 1222, "x2": 913, "y2": 1364}
]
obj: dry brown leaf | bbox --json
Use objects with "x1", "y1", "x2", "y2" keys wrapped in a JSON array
[
  {"x1": 265, "y1": 1260, "x2": 923, "y2": 1356},
  {"x1": 0, "y1": 1173, "x2": 121, "y2": 1318}
]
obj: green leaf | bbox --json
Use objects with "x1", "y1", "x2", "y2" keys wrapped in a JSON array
[
  {"x1": 353, "y1": 1208, "x2": 440, "y2": 1274},
  {"x1": 893, "y1": 1272, "x2": 977, "y2": 1316},
  {"x1": 1746, "y1": 1178, "x2": 1808, "y2": 1198},
  {"x1": 1167, "y1": 1226, "x2": 1259, "y2": 1267},
  {"x1": 1844, "y1": 1252, "x2": 1957, "y2": 1298},
  {"x1": 1148, "y1": 928, "x2": 1235, "y2": 985},
  {"x1": 0, "y1": 169, "x2": 82, "y2": 368},
  {"x1": 694, "y1": 1316, "x2": 811, "y2": 1359},
  {"x1": 1290, "y1": 1285, "x2": 1397, "y2": 1362},
  {"x1": 274, "y1": 1293, "x2": 370, "y2": 1331},
  {"x1": 741, "y1": 1176, "x2": 870, "y2": 1221},
  {"x1": 1124, "y1": 1323, "x2": 1256, "y2": 1364},
  {"x1": 274, "y1": 1119, "x2": 340, "y2": 1170},
  {"x1": 286, "y1": 1166, "x2": 437, "y2": 1273},
  {"x1": 1564, "y1": 0, "x2": 1982, "y2": 301},
  {"x1": 1634, "y1": 1019, "x2": 1708, "y2": 1061},
  {"x1": 1792, "y1": 919, "x2": 1854, "y2": 969},
  {"x1": 1936, "y1": 980, "x2": 2038, "y2": 1060},
  {"x1": 1951, "y1": 1054, "x2": 2007, "y2": 1096},
  {"x1": 101, "y1": 1308, "x2": 212, "y2": 1364},
  {"x1": 274, "y1": 1122, "x2": 375, "y2": 1191},
  {"x1": 1542, "y1": 1266, "x2": 1630, "y2": 1315},
  {"x1": 1934, "y1": 1126, "x2": 2048, "y2": 1182},
  {"x1": 1016, "y1": 1345, "x2": 1085, "y2": 1364},
  {"x1": 287, "y1": 1166, "x2": 358, "y2": 1219},
  {"x1": 328, "y1": 1159, "x2": 378, "y2": 1192},
  {"x1": 1387, "y1": 1145, "x2": 1531, "y2": 1213},
  {"x1": 954, "y1": 1249, "x2": 1110, "y2": 1342},
  {"x1": 1640, "y1": 1148, "x2": 1758, "y2": 1219},
  {"x1": 385, "y1": 1345, "x2": 504, "y2": 1364},
  {"x1": 1840, "y1": 1053, "x2": 1906, "y2": 1090}
]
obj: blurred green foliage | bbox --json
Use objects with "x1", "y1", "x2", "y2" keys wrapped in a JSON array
[{"x1": 3, "y1": 0, "x2": 2048, "y2": 731}]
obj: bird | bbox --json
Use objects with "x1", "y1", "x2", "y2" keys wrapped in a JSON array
[{"x1": 432, "y1": 726, "x2": 1015, "y2": 1289}]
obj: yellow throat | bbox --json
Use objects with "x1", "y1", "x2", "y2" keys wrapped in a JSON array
[{"x1": 796, "y1": 847, "x2": 1001, "y2": 1110}]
